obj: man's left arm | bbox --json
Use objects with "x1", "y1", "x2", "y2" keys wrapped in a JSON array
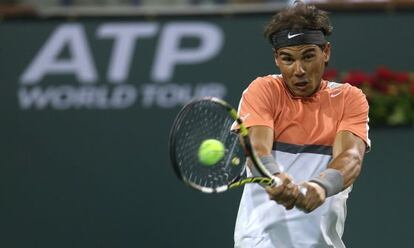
[{"x1": 295, "y1": 130, "x2": 366, "y2": 213}]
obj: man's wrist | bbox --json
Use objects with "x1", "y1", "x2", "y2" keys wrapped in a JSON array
[
  {"x1": 260, "y1": 155, "x2": 281, "y2": 175},
  {"x1": 309, "y1": 168, "x2": 344, "y2": 197}
]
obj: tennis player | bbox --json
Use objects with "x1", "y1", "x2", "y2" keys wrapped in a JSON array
[{"x1": 233, "y1": 2, "x2": 370, "y2": 248}]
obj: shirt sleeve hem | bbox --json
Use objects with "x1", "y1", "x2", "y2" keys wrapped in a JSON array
[
  {"x1": 337, "y1": 128, "x2": 371, "y2": 152},
  {"x1": 231, "y1": 121, "x2": 274, "y2": 131}
]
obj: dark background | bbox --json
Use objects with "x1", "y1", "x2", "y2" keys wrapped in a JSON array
[{"x1": 1, "y1": 10, "x2": 413, "y2": 247}]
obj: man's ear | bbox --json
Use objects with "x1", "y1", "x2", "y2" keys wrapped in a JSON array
[
  {"x1": 323, "y1": 42, "x2": 331, "y2": 63},
  {"x1": 273, "y1": 48, "x2": 280, "y2": 67}
]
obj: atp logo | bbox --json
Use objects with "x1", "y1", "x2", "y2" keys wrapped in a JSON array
[{"x1": 18, "y1": 22, "x2": 227, "y2": 110}]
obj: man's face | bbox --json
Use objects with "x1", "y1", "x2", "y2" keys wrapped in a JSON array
[{"x1": 275, "y1": 43, "x2": 331, "y2": 97}]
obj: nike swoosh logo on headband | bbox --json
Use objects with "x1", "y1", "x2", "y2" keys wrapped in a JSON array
[{"x1": 287, "y1": 32, "x2": 304, "y2": 39}]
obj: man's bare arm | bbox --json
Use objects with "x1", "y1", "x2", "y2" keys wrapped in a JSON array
[
  {"x1": 329, "y1": 130, "x2": 366, "y2": 188},
  {"x1": 295, "y1": 130, "x2": 366, "y2": 212},
  {"x1": 248, "y1": 126, "x2": 300, "y2": 210},
  {"x1": 248, "y1": 126, "x2": 274, "y2": 156}
]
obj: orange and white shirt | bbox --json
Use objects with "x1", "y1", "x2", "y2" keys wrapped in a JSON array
[{"x1": 233, "y1": 74, "x2": 370, "y2": 248}]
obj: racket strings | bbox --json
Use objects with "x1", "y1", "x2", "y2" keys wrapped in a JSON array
[{"x1": 172, "y1": 100, "x2": 246, "y2": 190}]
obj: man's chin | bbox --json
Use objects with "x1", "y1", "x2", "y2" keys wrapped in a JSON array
[{"x1": 292, "y1": 89, "x2": 312, "y2": 97}]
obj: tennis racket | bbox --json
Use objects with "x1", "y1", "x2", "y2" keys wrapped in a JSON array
[{"x1": 169, "y1": 97, "x2": 281, "y2": 193}]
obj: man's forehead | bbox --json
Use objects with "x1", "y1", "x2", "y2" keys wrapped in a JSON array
[{"x1": 277, "y1": 44, "x2": 319, "y2": 54}]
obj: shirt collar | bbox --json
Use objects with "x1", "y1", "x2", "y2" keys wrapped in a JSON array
[{"x1": 282, "y1": 78, "x2": 327, "y2": 100}]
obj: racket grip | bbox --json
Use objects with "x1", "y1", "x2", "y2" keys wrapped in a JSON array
[{"x1": 270, "y1": 176, "x2": 282, "y2": 187}]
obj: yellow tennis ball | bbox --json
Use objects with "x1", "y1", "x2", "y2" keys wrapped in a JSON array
[{"x1": 198, "y1": 139, "x2": 225, "y2": 166}]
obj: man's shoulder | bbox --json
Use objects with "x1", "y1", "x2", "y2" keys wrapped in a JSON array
[
  {"x1": 242, "y1": 74, "x2": 285, "y2": 100},
  {"x1": 250, "y1": 74, "x2": 284, "y2": 89},
  {"x1": 326, "y1": 81, "x2": 366, "y2": 98},
  {"x1": 326, "y1": 81, "x2": 344, "y2": 90}
]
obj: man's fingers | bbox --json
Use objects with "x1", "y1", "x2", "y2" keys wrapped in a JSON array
[
  {"x1": 277, "y1": 182, "x2": 296, "y2": 202},
  {"x1": 294, "y1": 182, "x2": 326, "y2": 213},
  {"x1": 266, "y1": 173, "x2": 314, "y2": 210},
  {"x1": 267, "y1": 182, "x2": 300, "y2": 208},
  {"x1": 265, "y1": 173, "x2": 291, "y2": 197},
  {"x1": 294, "y1": 184, "x2": 308, "y2": 211},
  {"x1": 266, "y1": 184, "x2": 283, "y2": 196},
  {"x1": 295, "y1": 192, "x2": 305, "y2": 209},
  {"x1": 270, "y1": 180, "x2": 325, "y2": 213},
  {"x1": 282, "y1": 194, "x2": 298, "y2": 210},
  {"x1": 282, "y1": 174, "x2": 293, "y2": 184}
]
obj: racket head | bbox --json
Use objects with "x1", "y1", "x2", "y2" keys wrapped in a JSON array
[{"x1": 169, "y1": 97, "x2": 247, "y2": 193}]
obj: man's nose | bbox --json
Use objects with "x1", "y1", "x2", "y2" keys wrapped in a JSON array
[{"x1": 293, "y1": 61, "x2": 306, "y2": 77}]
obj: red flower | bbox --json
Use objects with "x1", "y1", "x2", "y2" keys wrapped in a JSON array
[
  {"x1": 343, "y1": 70, "x2": 372, "y2": 87},
  {"x1": 370, "y1": 78, "x2": 389, "y2": 94},
  {"x1": 393, "y1": 72, "x2": 409, "y2": 84},
  {"x1": 370, "y1": 67, "x2": 410, "y2": 93},
  {"x1": 375, "y1": 66, "x2": 394, "y2": 81},
  {"x1": 323, "y1": 68, "x2": 338, "y2": 81}
]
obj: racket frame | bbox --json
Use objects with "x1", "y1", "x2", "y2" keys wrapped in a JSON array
[{"x1": 169, "y1": 97, "x2": 280, "y2": 193}]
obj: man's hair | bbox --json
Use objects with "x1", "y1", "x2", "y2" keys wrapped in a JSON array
[{"x1": 264, "y1": 2, "x2": 333, "y2": 44}]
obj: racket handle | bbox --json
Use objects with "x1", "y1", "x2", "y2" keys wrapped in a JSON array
[{"x1": 270, "y1": 176, "x2": 282, "y2": 187}]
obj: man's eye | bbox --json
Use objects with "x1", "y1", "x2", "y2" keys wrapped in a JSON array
[
  {"x1": 304, "y1": 54, "x2": 315, "y2": 60},
  {"x1": 282, "y1": 57, "x2": 293, "y2": 62}
]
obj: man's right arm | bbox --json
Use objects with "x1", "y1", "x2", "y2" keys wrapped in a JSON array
[
  {"x1": 248, "y1": 126, "x2": 300, "y2": 210},
  {"x1": 248, "y1": 125, "x2": 274, "y2": 157}
]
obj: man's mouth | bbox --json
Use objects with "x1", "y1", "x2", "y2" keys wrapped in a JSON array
[{"x1": 294, "y1": 81, "x2": 309, "y2": 90}]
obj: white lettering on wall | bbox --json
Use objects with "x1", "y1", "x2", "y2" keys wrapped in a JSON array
[
  {"x1": 97, "y1": 23, "x2": 159, "y2": 83},
  {"x1": 151, "y1": 22, "x2": 224, "y2": 83},
  {"x1": 17, "y1": 22, "x2": 227, "y2": 110},
  {"x1": 20, "y1": 24, "x2": 97, "y2": 85}
]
